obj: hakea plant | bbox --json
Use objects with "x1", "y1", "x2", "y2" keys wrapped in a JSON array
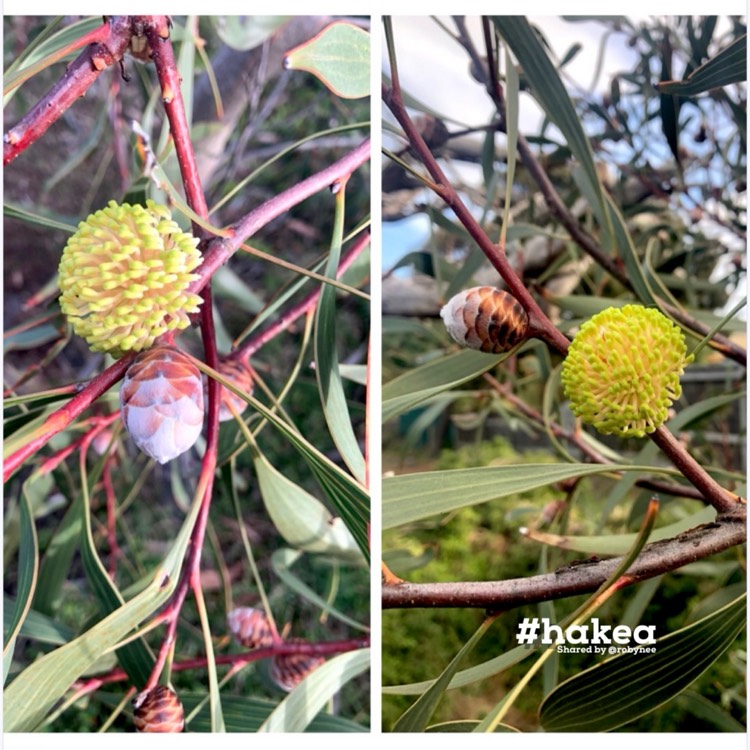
[
  {"x1": 132, "y1": 685, "x2": 185, "y2": 733},
  {"x1": 57, "y1": 200, "x2": 203, "y2": 357},
  {"x1": 561, "y1": 305, "x2": 693, "y2": 438}
]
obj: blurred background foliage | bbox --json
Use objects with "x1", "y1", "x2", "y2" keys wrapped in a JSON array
[
  {"x1": 382, "y1": 15, "x2": 745, "y2": 732},
  {"x1": 4, "y1": 15, "x2": 370, "y2": 731}
]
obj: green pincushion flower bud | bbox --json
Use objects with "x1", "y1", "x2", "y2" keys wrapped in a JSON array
[
  {"x1": 58, "y1": 200, "x2": 203, "y2": 357},
  {"x1": 561, "y1": 305, "x2": 693, "y2": 438}
]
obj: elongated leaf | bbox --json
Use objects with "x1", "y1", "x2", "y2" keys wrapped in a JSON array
[
  {"x1": 523, "y1": 505, "x2": 716, "y2": 555},
  {"x1": 493, "y1": 17, "x2": 608, "y2": 232},
  {"x1": 192, "y1": 359, "x2": 369, "y2": 561},
  {"x1": 4, "y1": 488, "x2": 204, "y2": 731},
  {"x1": 539, "y1": 593, "x2": 747, "y2": 731},
  {"x1": 393, "y1": 616, "x2": 497, "y2": 732},
  {"x1": 3, "y1": 597, "x2": 74, "y2": 646},
  {"x1": 271, "y1": 549, "x2": 368, "y2": 631},
  {"x1": 383, "y1": 350, "x2": 506, "y2": 422},
  {"x1": 3, "y1": 202, "x2": 76, "y2": 233},
  {"x1": 383, "y1": 463, "x2": 675, "y2": 529},
  {"x1": 170, "y1": 693, "x2": 367, "y2": 732},
  {"x1": 255, "y1": 455, "x2": 362, "y2": 559},
  {"x1": 314, "y1": 184, "x2": 367, "y2": 484},
  {"x1": 657, "y1": 34, "x2": 747, "y2": 95},
  {"x1": 285, "y1": 22, "x2": 370, "y2": 99},
  {"x1": 3, "y1": 489, "x2": 39, "y2": 684},
  {"x1": 258, "y1": 648, "x2": 370, "y2": 732},
  {"x1": 4, "y1": 575, "x2": 176, "y2": 731}
]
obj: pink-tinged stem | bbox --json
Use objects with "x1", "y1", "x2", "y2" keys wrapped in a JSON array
[
  {"x1": 188, "y1": 138, "x2": 371, "y2": 295},
  {"x1": 4, "y1": 17, "x2": 131, "y2": 165},
  {"x1": 237, "y1": 230, "x2": 370, "y2": 360},
  {"x1": 4, "y1": 354, "x2": 135, "y2": 483}
]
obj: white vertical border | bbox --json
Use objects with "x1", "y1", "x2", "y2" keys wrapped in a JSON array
[{"x1": 367, "y1": 10, "x2": 383, "y2": 737}]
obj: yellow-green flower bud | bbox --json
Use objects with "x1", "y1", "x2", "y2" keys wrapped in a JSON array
[
  {"x1": 58, "y1": 200, "x2": 203, "y2": 357},
  {"x1": 561, "y1": 305, "x2": 693, "y2": 438}
]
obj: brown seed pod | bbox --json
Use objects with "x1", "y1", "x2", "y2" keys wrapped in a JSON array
[
  {"x1": 206, "y1": 357, "x2": 254, "y2": 422},
  {"x1": 440, "y1": 286, "x2": 529, "y2": 353},
  {"x1": 270, "y1": 639, "x2": 326, "y2": 692},
  {"x1": 132, "y1": 685, "x2": 184, "y2": 733},
  {"x1": 120, "y1": 346, "x2": 204, "y2": 464},
  {"x1": 227, "y1": 607, "x2": 274, "y2": 649}
]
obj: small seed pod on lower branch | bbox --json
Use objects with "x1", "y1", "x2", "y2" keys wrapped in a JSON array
[
  {"x1": 120, "y1": 346, "x2": 204, "y2": 464},
  {"x1": 270, "y1": 639, "x2": 326, "y2": 691},
  {"x1": 440, "y1": 286, "x2": 529, "y2": 353},
  {"x1": 205, "y1": 357, "x2": 254, "y2": 422},
  {"x1": 227, "y1": 606, "x2": 274, "y2": 649},
  {"x1": 132, "y1": 685, "x2": 185, "y2": 733}
]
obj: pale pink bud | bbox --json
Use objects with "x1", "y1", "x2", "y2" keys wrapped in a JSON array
[{"x1": 120, "y1": 346, "x2": 204, "y2": 464}]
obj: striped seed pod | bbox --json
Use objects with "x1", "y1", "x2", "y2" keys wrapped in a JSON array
[
  {"x1": 120, "y1": 346, "x2": 204, "y2": 464},
  {"x1": 440, "y1": 286, "x2": 529, "y2": 353},
  {"x1": 270, "y1": 639, "x2": 326, "y2": 692},
  {"x1": 227, "y1": 607, "x2": 274, "y2": 649},
  {"x1": 133, "y1": 685, "x2": 184, "y2": 733},
  {"x1": 207, "y1": 357, "x2": 254, "y2": 422}
]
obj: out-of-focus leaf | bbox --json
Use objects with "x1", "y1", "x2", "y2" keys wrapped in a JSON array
[
  {"x1": 383, "y1": 462, "x2": 675, "y2": 530},
  {"x1": 522, "y1": 505, "x2": 716, "y2": 555},
  {"x1": 3, "y1": 489, "x2": 38, "y2": 683},
  {"x1": 492, "y1": 17, "x2": 608, "y2": 235},
  {"x1": 154, "y1": 693, "x2": 368, "y2": 732},
  {"x1": 3, "y1": 202, "x2": 76, "y2": 233},
  {"x1": 3, "y1": 597, "x2": 74, "y2": 646},
  {"x1": 285, "y1": 22, "x2": 370, "y2": 99},
  {"x1": 657, "y1": 34, "x2": 747, "y2": 95},
  {"x1": 258, "y1": 648, "x2": 370, "y2": 732},
  {"x1": 383, "y1": 350, "x2": 508, "y2": 422},
  {"x1": 211, "y1": 16, "x2": 288, "y2": 51},
  {"x1": 271, "y1": 549, "x2": 368, "y2": 630},
  {"x1": 539, "y1": 594, "x2": 746, "y2": 732},
  {"x1": 426, "y1": 720, "x2": 518, "y2": 732}
]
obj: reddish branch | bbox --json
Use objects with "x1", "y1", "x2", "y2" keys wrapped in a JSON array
[
  {"x1": 72, "y1": 636, "x2": 370, "y2": 696},
  {"x1": 382, "y1": 509, "x2": 746, "y2": 609},
  {"x1": 3, "y1": 17, "x2": 131, "y2": 165}
]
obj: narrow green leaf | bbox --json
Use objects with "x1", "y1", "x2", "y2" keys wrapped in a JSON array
[
  {"x1": 174, "y1": 692, "x2": 367, "y2": 732},
  {"x1": 32, "y1": 495, "x2": 81, "y2": 615},
  {"x1": 314, "y1": 181, "x2": 367, "y2": 484},
  {"x1": 4, "y1": 202, "x2": 76, "y2": 233},
  {"x1": 255, "y1": 454, "x2": 362, "y2": 559},
  {"x1": 383, "y1": 349, "x2": 507, "y2": 422},
  {"x1": 3, "y1": 488, "x2": 39, "y2": 652},
  {"x1": 539, "y1": 594, "x2": 747, "y2": 731},
  {"x1": 258, "y1": 648, "x2": 370, "y2": 732},
  {"x1": 284, "y1": 22, "x2": 370, "y2": 99},
  {"x1": 271, "y1": 549, "x2": 368, "y2": 631},
  {"x1": 383, "y1": 463, "x2": 675, "y2": 529},
  {"x1": 393, "y1": 616, "x2": 498, "y2": 732},
  {"x1": 492, "y1": 17, "x2": 608, "y2": 234},
  {"x1": 192, "y1": 359, "x2": 370, "y2": 562},
  {"x1": 3, "y1": 597, "x2": 74, "y2": 646},
  {"x1": 657, "y1": 34, "x2": 747, "y2": 95},
  {"x1": 523, "y1": 505, "x2": 716, "y2": 556},
  {"x1": 4, "y1": 575, "x2": 176, "y2": 731}
]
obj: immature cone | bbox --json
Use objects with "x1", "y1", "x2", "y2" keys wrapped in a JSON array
[
  {"x1": 561, "y1": 305, "x2": 693, "y2": 438},
  {"x1": 227, "y1": 607, "x2": 274, "y2": 649},
  {"x1": 207, "y1": 357, "x2": 254, "y2": 422},
  {"x1": 441, "y1": 287, "x2": 529, "y2": 353},
  {"x1": 270, "y1": 639, "x2": 326, "y2": 692},
  {"x1": 120, "y1": 346, "x2": 204, "y2": 464},
  {"x1": 58, "y1": 200, "x2": 203, "y2": 357},
  {"x1": 132, "y1": 685, "x2": 184, "y2": 733}
]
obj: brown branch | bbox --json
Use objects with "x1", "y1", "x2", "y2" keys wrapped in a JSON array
[{"x1": 382, "y1": 508, "x2": 746, "y2": 610}]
